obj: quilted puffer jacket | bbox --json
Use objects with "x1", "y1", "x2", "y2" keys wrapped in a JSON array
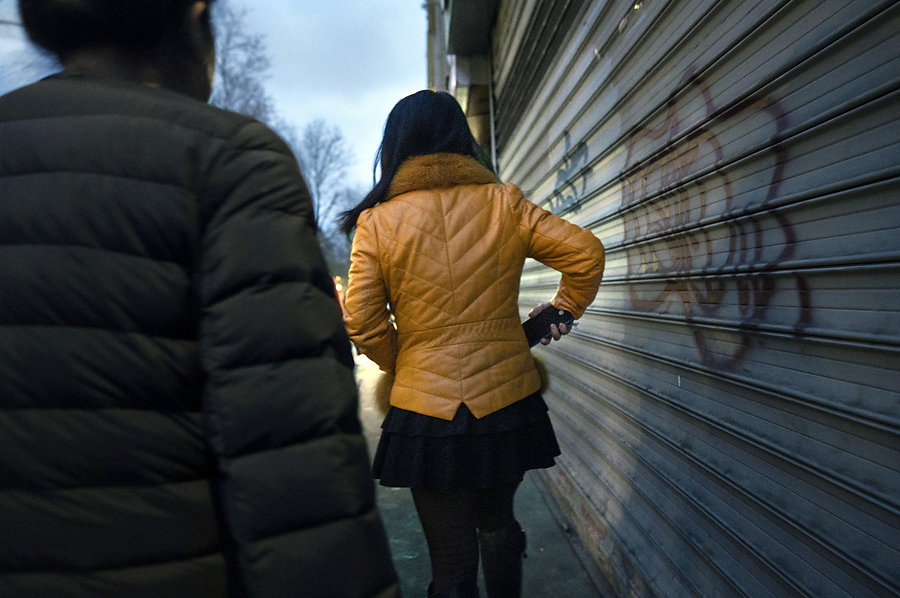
[
  {"x1": 343, "y1": 153, "x2": 605, "y2": 420},
  {"x1": 0, "y1": 73, "x2": 398, "y2": 598}
]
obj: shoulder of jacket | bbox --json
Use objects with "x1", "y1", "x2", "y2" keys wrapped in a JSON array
[
  {"x1": 110, "y1": 81, "x2": 287, "y2": 154},
  {"x1": 221, "y1": 118, "x2": 292, "y2": 156},
  {"x1": 357, "y1": 206, "x2": 378, "y2": 226},
  {"x1": 359, "y1": 192, "x2": 413, "y2": 224},
  {"x1": 495, "y1": 181, "x2": 525, "y2": 203},
  {"x1": 353, "y1": 208, "x2": 386, "y2": 245},
  {"x1": 494, "y1": 182, "x2": 542, "y2": 218}
]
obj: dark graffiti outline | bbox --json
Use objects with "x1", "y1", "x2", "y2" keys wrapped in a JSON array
[
  {"x1": 549, "y1": 130, "x2": 592, "y2": 214},
  {"x1": 622, "y1": 66, "x2": 812, "y2": 369}
]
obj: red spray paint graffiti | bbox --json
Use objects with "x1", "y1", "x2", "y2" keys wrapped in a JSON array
[{"x1": 619, "y1": 67, "x2": 812, "y2": 369}]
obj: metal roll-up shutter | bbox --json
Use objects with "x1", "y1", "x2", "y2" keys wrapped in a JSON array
[
  {"x1": 492, "y1": 1, "x2": 900, "y2": 596},
  {"x1": 491, "y1": 0, "x2": 583, "y2": 152}
]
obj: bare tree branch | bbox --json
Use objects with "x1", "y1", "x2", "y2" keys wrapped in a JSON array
[
  {"x1": 203, "y1": 1, "x2": 357, "y2": 276},
  {"x1": 209, "y1": 1, "x2": 277, "y2": 125},
  {"x1": 315, "y1": 185, "x2": 365, "y2": 276},
  {"x1": 294, "y1": 119, "x2": 355, "y2": 226}
]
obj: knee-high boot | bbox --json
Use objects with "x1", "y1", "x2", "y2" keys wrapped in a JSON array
[{"x1": 477, "y1": 522, "x2": 526, "y2": 598}]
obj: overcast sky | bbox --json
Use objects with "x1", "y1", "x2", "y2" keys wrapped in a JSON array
[{"x1": 0, "y1": 0, "x2": 428, "y2": 188}]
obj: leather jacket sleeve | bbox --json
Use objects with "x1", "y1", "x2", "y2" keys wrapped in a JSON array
[
  {"x1": 508, "y1": 183, "x2": 606, "y2": 318},
  {"x1": 343, "y1": 209, "x2": 399, "y2": 372}
]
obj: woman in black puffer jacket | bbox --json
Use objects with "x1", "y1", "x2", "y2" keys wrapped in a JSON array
[{"x1": 0, "y1": 1, "x2": 398, "y2": 596}]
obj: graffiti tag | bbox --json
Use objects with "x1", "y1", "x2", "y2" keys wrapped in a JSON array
[{"x1": 622, "y1": 66, "x2": 811, "y2": 369}]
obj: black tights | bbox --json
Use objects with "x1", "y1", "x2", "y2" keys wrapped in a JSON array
[{"x1": 411, "y1": 483, "x2": 520, "y2": 593}]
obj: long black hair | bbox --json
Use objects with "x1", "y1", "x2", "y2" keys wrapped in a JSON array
[{"x1": 338, "y1": 89, "x2": 492, "y2": 234}]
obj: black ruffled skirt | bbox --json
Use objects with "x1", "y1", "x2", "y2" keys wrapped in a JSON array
[{"x1": 372, "y1": 392, "x2": 560, "y2": 493}]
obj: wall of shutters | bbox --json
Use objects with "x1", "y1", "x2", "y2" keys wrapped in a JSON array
[{"x1": 469, "y1": 1, "x2": 900, "y2": 596}]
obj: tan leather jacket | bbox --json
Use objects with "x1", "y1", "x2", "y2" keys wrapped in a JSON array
[{"x1": 343, "y1": 153, "x2": 605, "y2": 420}]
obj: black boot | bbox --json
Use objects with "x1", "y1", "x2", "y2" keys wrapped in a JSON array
[
  {"x1": 478, "y1": 522, "x2": 526, "y2": 598},
  {"x1": 427, "y1": 581, "x2": 480, "y2": 597}
]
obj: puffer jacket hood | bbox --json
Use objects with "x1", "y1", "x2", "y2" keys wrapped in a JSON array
[{"x1": 343, "y1": 153, "x2": 605, "y2": 420}]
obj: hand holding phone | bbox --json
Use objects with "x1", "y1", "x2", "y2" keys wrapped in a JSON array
[{"x1": 522, "y1": 305, "x2": 575, "y2": 347}]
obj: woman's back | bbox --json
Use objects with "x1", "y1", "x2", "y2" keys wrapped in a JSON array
[
  {"x1": 344, "y1": 153, "x2": 604, "y2": 421},
  {"x1": 341, "y1": 89, "x2": 604, "y2": 598},
  {"x1": 371, "y1": 155, "x2": 526, "y2": 332}
]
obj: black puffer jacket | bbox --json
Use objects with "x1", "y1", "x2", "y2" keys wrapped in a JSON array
[{"x1": 0, "y1": 73, "x2": 398, "y2": 598}]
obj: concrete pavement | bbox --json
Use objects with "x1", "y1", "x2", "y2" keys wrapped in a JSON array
[{"x1": 354, "y1": 354, "x2": 606, "y2": 597}]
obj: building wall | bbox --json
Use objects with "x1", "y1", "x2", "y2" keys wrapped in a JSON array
[{"x1": 438, "y1": 1, "x2": 900, "y2": 596}]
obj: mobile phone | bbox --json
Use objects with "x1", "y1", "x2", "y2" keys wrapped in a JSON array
[{"x1": 522, "y1": 307, "x2": 575, "y2": 346}]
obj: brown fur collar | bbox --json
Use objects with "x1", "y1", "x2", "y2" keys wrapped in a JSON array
[{"x1": 386, "y1": 153, "x2": 499, "y2": 200}]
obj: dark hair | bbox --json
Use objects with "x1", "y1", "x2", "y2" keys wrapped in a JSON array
[
  {"x1": 338, "y1": 90, "x2": 492, "y2": 234},
  {"x1": 18, "y1": 0, "x2": 215, "y2": 61}
]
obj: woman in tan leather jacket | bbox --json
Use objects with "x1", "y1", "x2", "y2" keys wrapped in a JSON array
[{"x1": 340, "y1": 90, "x2": 605, "y2": 598}]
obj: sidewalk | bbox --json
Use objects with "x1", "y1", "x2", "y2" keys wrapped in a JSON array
[{"x1": 355, "y1": 355, "x2": 605, "y2": 597}]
